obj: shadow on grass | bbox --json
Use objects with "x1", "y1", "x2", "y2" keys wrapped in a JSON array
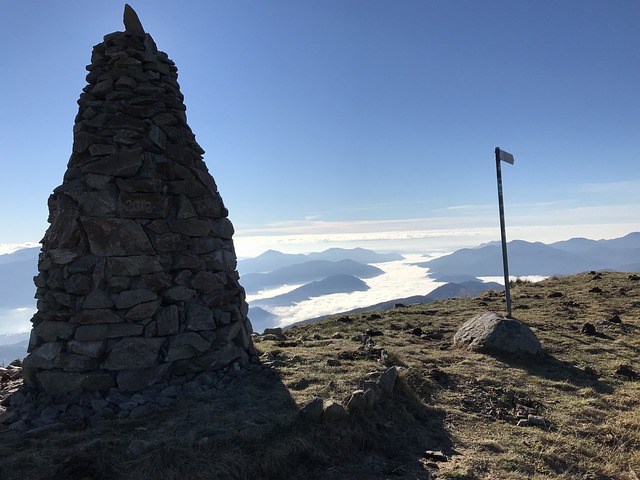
[
  {"x1": 2, "y1": 360, "x2": 453, "y2": 480},
  {"x1": 491, "y1": 351, "x2": 614, "y2": 394}
]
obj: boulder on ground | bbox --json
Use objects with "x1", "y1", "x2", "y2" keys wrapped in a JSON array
[{"x1": 453, "y1": 312, "x2": 543, "y2": 356}]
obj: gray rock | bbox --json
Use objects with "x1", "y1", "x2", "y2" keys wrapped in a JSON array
[
  {"x1": 172, "y1": 344, "x2": 247, "y2": 375},
  {"x1": 75, "y1": 323, "x2": 144, "y2": 341},
  {"x1": 107, "y1": 256, "x2": 163, "y2": 276},
  {"x1": 363, "y1": 384, "x2": 383, "y2": 406},
  {"x1": 126, "y1": 439, "x2": 153, "y2": 457},
  {"x1": 60, "y1": 405, "x2": 93, "y2": 422},
  {"x1": 117, "y1": 364, "x2": 171, "y2": 392},
  {"x1": 59, "y1": 353, "x2": 99, "y2": 372},
  {"x1": 167, "y1": 332, "x2": 211, "y2": 361},
  {"x1": 22, "y1": 342, "x2": 62, "y2": 369},
  {"x1": 125, "y1": 300, "x2": 160, "y2": 320},
  {"x1": 67, "y1": 340, "x2": 107, "y2": 358},
  {"x1": 378, "y1": 366, "x2": 398, "y2": 396},
  {"x1": 156, "y1": 305, "x2": 179, "y2": 335},
  {"x1": 81, "y1": 292, "x2": 115, "y2": 310},
  {"x1": 82, "y1": 217, "x2": 154, "y2": 256},
  {"x1": 102, "y1": 337, "x2": 166, "y2": 370},
  {"x1": 106, "y1": 391, "x2": 130, "y2": 406},
  {"x1": 185, "y1": 303, "x2": 216, "y2": 331},
  {"x1": 115, "y1": 289, "x2": 158, "y2": 309},
  {"x1": 33, "y1": 321, "x2": 77, "y2": 343},
  {"x1": 300, "y1": 397, "x2": 324, "y2": 420},
  {"x1": 160, "y1": 286, "x2": 196, "y2": 303},
  {"x1": 91, "y1": 398, "x2": 109, "y2": 412},
  {"x1": 346, "y1": 390, "x2": 367, "y2": 412},
  {"x1": 323, "y1": 401, "x2": 347, "y2": 421},
  {"x1": 82, "y1": 149, "x2": 144, "y2": 177},
  {"x1": 35, "y1": 371, "x2": 115, "y2": 397},
  {"x1": 453, "y1": 312, "x2": 543, "y2": 356},
  {"x1": 528, "y1": 414, "x2": 547, "y2": 427},
  {"x1": 191, "y1": 271, "x2": 227, "y2": 293}
]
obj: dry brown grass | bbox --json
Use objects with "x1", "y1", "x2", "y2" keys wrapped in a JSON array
[{"x1": 1, "y1": 271, "x2": 639, "y2": 479}]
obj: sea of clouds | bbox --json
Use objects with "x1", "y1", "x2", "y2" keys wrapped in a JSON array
[{"x1": 245, "y1": 254, "x2": 447, "y2": 329}]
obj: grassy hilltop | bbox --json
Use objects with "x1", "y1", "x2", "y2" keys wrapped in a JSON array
[{"x1": 1, "y1": 271, "x2": 639, "y2": 479}]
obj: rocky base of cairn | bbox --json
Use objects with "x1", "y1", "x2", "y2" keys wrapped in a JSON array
[{"x1": 1, "y1": 358, "x2": 256, "y2": 435}]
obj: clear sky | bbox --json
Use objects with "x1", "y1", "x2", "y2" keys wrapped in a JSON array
[{"x1": 1, "y1": 1, "x2": 638, "y2": 257}]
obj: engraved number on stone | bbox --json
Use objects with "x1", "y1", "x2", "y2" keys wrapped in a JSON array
[{"x1": 124, "y1": 200, "x2": 153, "y2": 212}]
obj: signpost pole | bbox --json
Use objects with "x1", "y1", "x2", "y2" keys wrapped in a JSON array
[{"x1": 495, "y1": 147, "x2": 513, "y2": 317}]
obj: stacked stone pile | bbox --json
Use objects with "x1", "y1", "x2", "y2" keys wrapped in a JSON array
[
  {"x1": 1, "y1": 359, "x2": 264, "y2": 434},
  {"x1": 21, "y1": 5, "x2": 255, "y2": 402}
]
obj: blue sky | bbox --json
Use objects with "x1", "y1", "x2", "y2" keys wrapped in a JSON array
[{"x1": 1, "y1": 1, "x2": 639, "y2": 257}]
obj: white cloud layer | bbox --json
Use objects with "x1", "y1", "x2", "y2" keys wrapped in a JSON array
[
  {"x1": 249, "y1": 255, "x2": 446, "y2": 329},
  {"x1": 0, "y1": 242, "x2": 39, "y2": 255},
  {"x1": 0, "y1": 307, "x2": 36, "y2": 335}
]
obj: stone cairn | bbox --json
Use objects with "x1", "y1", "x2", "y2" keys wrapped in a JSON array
[{"x1": 3, "y1": 6, "x2": 255, "y2": 431}]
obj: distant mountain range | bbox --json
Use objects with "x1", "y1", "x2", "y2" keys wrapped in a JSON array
[
  {"x1": 240, "y1": 259, "x2": 384, "y2": 294},
  {"x1": 247, "y1": 307, "x2": 278, "y2": 334},
  {"x1": 1, "y1": 235, "x2": 638, "y2": 341},
  {"x1": 238, "y1": 247, "x2": 402, "y2": 274},
  {"x1": 418, "y1": 233, "x2": 640, "y2": 279},
  {"x1": 0, "y1": 247, "x2": 39, "y2": 312},
  {"x1": 0, "y1": 333, "x2": 30, "y2": 365}
]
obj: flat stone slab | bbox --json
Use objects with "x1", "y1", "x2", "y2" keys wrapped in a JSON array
[{"x1": 453, "y1": 312, "x2": 543, "y2": 356}]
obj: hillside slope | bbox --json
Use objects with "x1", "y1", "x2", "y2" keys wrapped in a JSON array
[{"x1": 1, "y1": 272, "x2": 639, "y2": 479}]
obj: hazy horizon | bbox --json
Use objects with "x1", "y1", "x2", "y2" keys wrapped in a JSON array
[{"x1": 1, "y1": 228, "x2": 637, "y2": 336}]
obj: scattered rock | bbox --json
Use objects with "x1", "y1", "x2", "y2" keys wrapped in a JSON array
[
  {"x1": 323, "y1": 401, "x2": 347, "y2": 421},
  {"x1": 288, "y1": 378, "x2": 310, "y2": 391},
  {"x1": 363, "y1": 383, "x2": 383, "y2": 407},
  {"x1": 365, "y1": 329, "x2": 384, "y2": 337},
  {"x1": 422, "y1": 331, "x2": 444, "y2": 340},
  {"x1": 607, "y1": 314, "x2": 622, "y2": 324},
  {"x1": 548, "y1": 291, "x2": 564, "y2": 298},
  {"x1": 581, "y1": 323, "x2": 597, "y2": 336},
  {"x1": 423, "y1": 450, "x2": 448, "y2": 462},
  {"x1": 428, "y1": 368, "x2": 450, "y2": 386},
  {"x1": 527, "y1": 414, "x2": 547, "y2": 427},
  {"x1": 345, "y1": 390, "x2": 366, "y2": 412},
  {"x1": 409, "y1": 327, "x2": 423, "y2": 336},
  {"x1": 126, "y1": 439, "x2": 153, "y2": 457},
  {"x1": 326, "y1": 359, "x2": 341, "y2": 367},
  {"x1": 615, "y1": 364, "x2": 637, "y2": 380},
  {"x1": 589, "y1": 287, "x2": 603, "y2": 293},
  {"x1": 377, "y1": 366, "x2": 398, "y2": 396},
  {"x1": 263, "y1": 328, "x2": 285, "y2": 340},
  {"x1": 299, "y1": 397, "x2": 324, "y2": 420}
]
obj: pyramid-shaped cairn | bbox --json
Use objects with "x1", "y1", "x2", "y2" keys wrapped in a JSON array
[{"x1": 23, "y1": 6, "x2": 254, "y2": 397}]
